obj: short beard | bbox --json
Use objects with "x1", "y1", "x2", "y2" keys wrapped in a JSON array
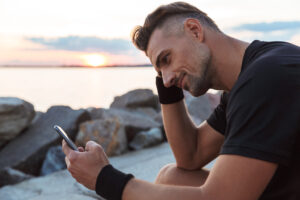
[{"x1": 185, "y1": 45, "x2": 212, "y2": 97}]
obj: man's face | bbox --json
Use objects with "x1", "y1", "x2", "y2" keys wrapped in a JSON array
[{"x1": 147, "y1": 27, "x2": 212, "y2": 97}]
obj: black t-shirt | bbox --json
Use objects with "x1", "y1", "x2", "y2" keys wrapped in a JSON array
[{"x1": 207, "y1": 40, "x2": 300, "y2": 200}]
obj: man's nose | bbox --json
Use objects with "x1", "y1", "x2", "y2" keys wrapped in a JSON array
[{"x1": 162, "y1": 70, "x2": 176, "y2": 88}]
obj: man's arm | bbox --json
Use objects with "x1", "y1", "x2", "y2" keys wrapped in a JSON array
[
  {"x1": 161, "y1": 100, "x2": 224, "y2": 170},
  {"x1": 123, "y1": 155, "x2": 278, "y2": 200}
]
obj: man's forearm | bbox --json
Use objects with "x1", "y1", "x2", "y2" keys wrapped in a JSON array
[
  {"x1": 161, "y1": 100, "x2": 199, "y2": 168},
  {"x1": 123, "y1": 178, "x2": 204, "y2": 200}
]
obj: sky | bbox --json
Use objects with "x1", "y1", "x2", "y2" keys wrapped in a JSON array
[{"x1": 1, "y1": 0, "x2": 300, "y2": 66}]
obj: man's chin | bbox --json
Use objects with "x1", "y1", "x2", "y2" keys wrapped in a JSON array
[{"x1": 187, "y1": 87, "x2": 209, "y2": 97}]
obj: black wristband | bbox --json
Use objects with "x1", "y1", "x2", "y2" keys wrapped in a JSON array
[
  {"x1": 156, "y1": 76, "x2": 184, "y2": 104},
  {"x1": 95, "y1": 164, "x2": 134, "y2": 200}
]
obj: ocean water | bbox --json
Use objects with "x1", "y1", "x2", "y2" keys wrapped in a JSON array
[{"x1": 0, "y1": 67, "x2": 157, "y2": 112}]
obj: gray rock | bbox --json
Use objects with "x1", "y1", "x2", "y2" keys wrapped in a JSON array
[
  {"x1": 110, "y1": 89, "x2": 159, "y2": 110},
  {"x1": 30, "y1": 111, "x2": 44, "y2": 125},
  {"x1": 0, "y1": 167, "x2": 33, "y2": 187},
  {"x1": 76, "y1": 118, "x2": 127, "y2": 156},
  {"x1": 40, "y1": 145, "x2": 66, "y2": 176},
  {"x1": 129, "y1": 107, "x2": 159, "y2": 119},
  {"x1": 0, "y1": 97, "x2": 35, "y2": 145},
  {"x1": 206, "y1": 92, "x2": 221, "y2": 110},
  {"x1": 89, "y1": 108, "x2": 161, "y2": 142},
  {"x1": 0, "y1": 169, "x2": 102, "y2": 200},
  {"x1": 0, "y1": 106, "x2": 90, "y2": 177},
  {"x1": 184, "y1": 92, "x2": 213, "y2": 125},
  {"x1": 129, "y1": 128, "x2": 164, "y2": 150}
]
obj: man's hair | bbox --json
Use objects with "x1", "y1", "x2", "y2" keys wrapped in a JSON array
[{"x1": 131, "y1": 2, "x2": 221, "y2": 52}]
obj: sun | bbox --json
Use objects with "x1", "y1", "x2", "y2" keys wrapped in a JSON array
[{"x1": 82, "y1": 54, "x2": 107, "y2": 67}]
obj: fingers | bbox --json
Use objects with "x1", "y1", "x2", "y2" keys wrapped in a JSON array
[
  {"x1": 62, "y1": 140, "x2": 79, "y2": 164},
  {"x1": 78, "y1": 147, "x2": 85, "y2": 152},
  {"x1": 85, "y1": 140, "x2": 100, "y2": 152}
]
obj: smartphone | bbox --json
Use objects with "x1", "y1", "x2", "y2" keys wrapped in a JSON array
[{"x1": 54, "y1": 125, "x2": 78, "y2": 151}]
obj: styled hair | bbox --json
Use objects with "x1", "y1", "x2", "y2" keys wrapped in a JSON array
[{"x1": 131, "y1": 2, "x2": 221, "y2": 52}]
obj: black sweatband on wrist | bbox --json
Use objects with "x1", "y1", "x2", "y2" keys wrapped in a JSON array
[
  {"x1": 95, "y1": 164, "x2": 134, "y2": 200},
  {"x1": 156, "y1": 76, "x2": 184, "y2": 104}
]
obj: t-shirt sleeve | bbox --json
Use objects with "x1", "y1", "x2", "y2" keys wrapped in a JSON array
[
  {"x1": 222, "y1": 63, "x2": 300, "y2": 166},
  {"x1": 206, "y1": 92, "x2": 228, "y2": 135}
]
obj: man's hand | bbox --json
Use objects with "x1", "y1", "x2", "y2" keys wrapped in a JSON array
[{"x1": 62, "y1": 140, "x2": 109, "y2": 190}]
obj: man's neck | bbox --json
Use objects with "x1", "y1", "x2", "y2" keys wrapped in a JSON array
[{"x1": 207, "y1": 32, "x2": 249, "y2": 91}]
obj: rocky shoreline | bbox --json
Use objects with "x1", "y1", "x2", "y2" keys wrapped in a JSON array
[{"x1": 0, "y1": 88, "x2": 220, "y2": 194}]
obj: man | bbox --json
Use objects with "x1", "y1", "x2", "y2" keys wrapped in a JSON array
[{"x1": 62, "y1": 2, "x2": 300, "y2": 200}]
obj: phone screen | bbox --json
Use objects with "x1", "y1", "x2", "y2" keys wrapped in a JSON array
[{"x1": 54, "y1": 125, "x2": 78, "y2": 151}]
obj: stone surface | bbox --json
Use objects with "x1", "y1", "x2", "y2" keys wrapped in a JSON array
[
  {"x1": 110, "y1": 89, "x2": 159, "y2": 110},
  {"x1": 0, "y1": 169, "x2": 102, "y2": 200},
  {"x1": 0, "y1": 97, "x2": 35, "y2": 145},
  {"x1": 129, "y1": 127, "x2": 164, "y2": 150},
  {"x1": 0, "y1": 106, "x2": 90, "y2": 176},
  {"x1": 0, "y1": 167, "x2": 33, "y2": 187},
  {"x1": 184, "y1": 92, "x2": 213, "y2": 125},
  {"x1": 76, "y1": 118, "x2": 127, "y2": 156},
  {"x1": 206, "y1": 92, "x2": 221, "y2": 110},
  {"x1": 0, "y1": 142, "x2": 216, "y2": 200},
  {"x1": 89, "y1": 108, "x2": 161, "y2": 142},
  {"x1": 40, "y1": 145, "x2": 66, "y2": 176}
]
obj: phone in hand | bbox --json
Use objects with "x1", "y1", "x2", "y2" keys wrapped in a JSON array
[{"x1": 54, "y1": 125, "x2": 78, "y2": 151}]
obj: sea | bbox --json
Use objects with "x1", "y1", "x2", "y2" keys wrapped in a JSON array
[{"x1": 0, "y1": 66, "x2": 158, "y2": 112}]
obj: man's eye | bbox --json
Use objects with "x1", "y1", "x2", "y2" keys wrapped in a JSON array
[{"x1": 161, "y1": 54, "x2": 169, "y2": 64}]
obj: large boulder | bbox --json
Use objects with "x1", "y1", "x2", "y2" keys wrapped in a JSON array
[
  {"x1": 0, "y1": 97, "x2": 35, "y2": 147},
  {"x1": 76, "y1": 117, "x2": 127, "y2": 156},
  {"x1": 184, "y1": 92, "x2": 213, "y2": 125},
  {"x1": 110, "y1": 89, "x2": 159, "y2": 110},
  {"x1": 89, "y1": 108, "x2": 161, "y2": 142},
  {"x1": 129, "y1": 127, "x2": 164, "y2": 150},
  {"x1": 40, "y1": 145, "x2": 66, "y2": 176},
  {"x1": 0, "y1": 167, "x2": 33, "y2": 187},
  {"x1": 0, "y1": 106, "x2": 90, "y2": 177}
]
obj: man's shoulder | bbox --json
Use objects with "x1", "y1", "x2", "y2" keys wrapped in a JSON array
[{"x1": 237, "y1": 42, "x2": 300, "y2": 91}]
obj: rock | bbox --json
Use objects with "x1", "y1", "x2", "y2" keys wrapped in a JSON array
[
  {"x1": 0, "y1": 106, "x2": 90, "y2": 177},
  {"x1": 76, "y1": 117, "x2": 127, "y2": 156},
  {"x1": 129, "y1": 107, "x2": 159, "y2": 119},
  {"x1": 0, "y1": 97, "x2": 35, "y2": 146},
  {"x1": 89, "y1": 108, "x2": 161, "y2": 142},
  {"x1": 0, "y1": 169, "x2": 102, "y2": 200},
  {"x1": 184, "y1": 92, "x2": 213, "y2": 125},
  {"x1": 110, "y1": 89, "x2": 159, "y2": 110},
  {"x1": 206, "y1": 92, "x2": 221, "y2": 110},
  {"x1": 30, "y1": 111, "x2": 44, "y2": 125},
  {"x1": 129, "y1": 128, "x2": 163, "y2": 150},
  {"x1": 0, "y1": 167, "x2": 33, "y2": 187},
  {"x1": 40, "y1": 145, "x2": 66, "y2": 176}
]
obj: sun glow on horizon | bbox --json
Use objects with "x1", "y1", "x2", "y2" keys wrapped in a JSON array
[{"x1": 82, "y1": 54, "x2": 107, "y2": 67}]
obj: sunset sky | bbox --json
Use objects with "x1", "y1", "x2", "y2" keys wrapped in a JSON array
[{"x1": 1, "y1": 0, "x2": 300, "y2": 66}]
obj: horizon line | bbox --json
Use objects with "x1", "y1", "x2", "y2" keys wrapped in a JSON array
[{"x1": 0, "y1": 63, "x2": 153, "y2": 68}]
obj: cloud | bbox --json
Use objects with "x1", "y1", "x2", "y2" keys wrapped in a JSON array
[
  {"x1": 234, "y1": 21, "x2": 300, "y2": 32},
  {"x1": 26, "y1": 36, "x2": 136, "y2": 54},
  {"x1": 290, "y1": 34, "x2": 300, "y2": 45}
]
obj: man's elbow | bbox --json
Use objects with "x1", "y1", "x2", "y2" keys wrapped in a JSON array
[{"x1": 175, "y1": 159, "x2": 203, "y2": 171}]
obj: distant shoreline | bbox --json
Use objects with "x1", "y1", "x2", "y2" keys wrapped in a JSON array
[{"x1": 0, "y1": 64, "x2": 153, "y2": 68}]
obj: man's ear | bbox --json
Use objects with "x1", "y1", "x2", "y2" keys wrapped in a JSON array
[{"x1": 184, "y1": 18, "x2": 204, "y2": 42}]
